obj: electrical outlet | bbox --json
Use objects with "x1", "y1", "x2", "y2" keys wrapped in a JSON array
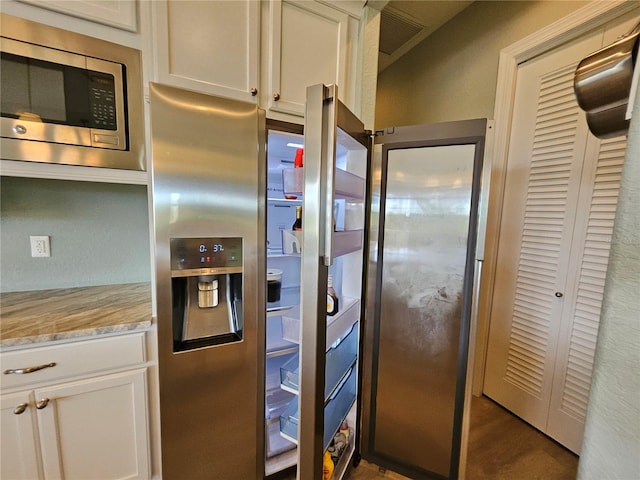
[{"x1": 30, "y1": 236, "x2": 51, "y2": 258}]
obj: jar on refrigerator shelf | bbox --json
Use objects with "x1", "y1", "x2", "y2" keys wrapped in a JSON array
[{"x1": 327, "y1": 275, "x2": 339, "y2": 316}]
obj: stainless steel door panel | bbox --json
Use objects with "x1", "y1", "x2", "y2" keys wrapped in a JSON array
[
  {"x1": 377, "y1": 145, "x2": 474, "y2": 476},
  {"x1": 150, "y1": 82, "x2": 266, "y2": 480},
  {"x1": 362, "y1": 119, "x2": 487, "y2": 479}
]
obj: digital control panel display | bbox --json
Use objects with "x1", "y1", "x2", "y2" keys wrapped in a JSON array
[
  {"x1": 170, "y1": 237, "x2": 242, "y2": 275},
  {"x1": 89, "y1": 72, "x2": 117, "y2": 130}
]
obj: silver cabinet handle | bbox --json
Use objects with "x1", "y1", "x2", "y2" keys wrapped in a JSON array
[
  {"x1": 250, "y1": 87, "x2": 258, "y2": 96},
  {"x1": 14, "y1": 403, "x2": 28, "y2": 415},
  {"x1": 13, "y1": 124, "x2": 27, "y2": 134},
  {"x1": 273, "y1": 92, "x2": 280, "y2": 101},
  {"x1": 555, "y1": 292, "x2": 564, "y2": 298},
  {"x1": 36, "y1": 398, "x2": 50, "y2": 410},
  {"x1": 4, "y1": 362, "x2": 57, "y2": 375}
]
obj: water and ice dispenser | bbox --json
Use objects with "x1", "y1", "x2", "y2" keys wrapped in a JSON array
[{"x1": 170, "y1": 237, "x2": 243, "y2": 351}]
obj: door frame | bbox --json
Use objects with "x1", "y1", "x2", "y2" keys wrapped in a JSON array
[{"x1": 473, "y1": 0, "x2": 639, "y2": 396}]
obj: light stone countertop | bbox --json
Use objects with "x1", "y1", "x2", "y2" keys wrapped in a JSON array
[{"x1": 0, "y1": 283, "x2": 152, "y2": 348}]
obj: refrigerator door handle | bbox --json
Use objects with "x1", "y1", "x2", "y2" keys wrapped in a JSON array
[{"x1": 322, "y1": 85, "x2": 338, "y2": 266}]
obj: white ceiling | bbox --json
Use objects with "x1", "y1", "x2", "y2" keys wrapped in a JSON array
[{"x1": 378, "y1": 0, "x2": 475, "y2": 72}]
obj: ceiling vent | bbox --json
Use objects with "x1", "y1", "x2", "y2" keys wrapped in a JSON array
[{"x1": 379, "y1": 8, "x2": 424, "y2": 56}]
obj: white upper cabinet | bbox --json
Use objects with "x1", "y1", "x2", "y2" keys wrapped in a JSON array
[
  {"x1": 152, "y1": 0, "x2": 357, "y2": 121},
  {"x1": 15, "y1": 0, "x2": 138, "y2": 32},
  {"x1": 263, "y1": 0, "x2": 349, "y2": 118},
  {"x1": 153, "y1": 0, "x2": 260, "y2": 103}
]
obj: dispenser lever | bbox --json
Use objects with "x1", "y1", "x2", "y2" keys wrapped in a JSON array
[{"x1": 198, "y1": 276, "x2": 219, "y2": 308}]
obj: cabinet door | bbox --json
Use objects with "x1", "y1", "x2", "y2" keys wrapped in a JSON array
[
  {"x1": 35, "y1": 369, "x2": 150, "y2": 480},
  {"x1": 1, "y1": 391, "x2": 42, "y2": 480},
  {"x1": 265, "y1": 0, "x2": 349, "y2": 117},
  {"x1": 14, "y1": 0, "x2": 138, "y2": 32},
  {"x1": 483, "y1": 12, "x2": 634, "y2": 454},
  {"x1": 154, "y1": 0, "x2": 260, "y2": 103},
  {"x1": 483, "y1": 31, "x2": 601, "y2": 442}
]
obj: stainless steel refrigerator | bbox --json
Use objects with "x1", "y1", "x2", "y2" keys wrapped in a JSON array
[{"x1": 150, "y1": 81, "x2": 489, "y2": 480}]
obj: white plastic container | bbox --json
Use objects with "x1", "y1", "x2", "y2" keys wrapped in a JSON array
[{"x1": 282, "y1": 230, "x2": 302, "y2": 254}]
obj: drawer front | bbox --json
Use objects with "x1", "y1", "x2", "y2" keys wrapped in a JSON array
[{"x1": 1, "y1": 333, "x2": 146, "y2": 390}]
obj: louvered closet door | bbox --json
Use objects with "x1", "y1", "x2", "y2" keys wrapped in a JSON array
[
  {"x1": 545, "y1": 135, "x2": 627, "y2": 451},
  {"x1": 483, "y1": 20, "x2": 629, "y2": 454}
]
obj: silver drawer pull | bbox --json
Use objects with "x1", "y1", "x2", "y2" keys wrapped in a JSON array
[
  {"x1": 3, "y1": 362, "x2": 57, "y2": 375},
  {"x1": 14, "y1": 403, "x2": 28, "y2": 415},
  {"x1": 36, "y1": 398, "x2": 50, "y2": 410}
]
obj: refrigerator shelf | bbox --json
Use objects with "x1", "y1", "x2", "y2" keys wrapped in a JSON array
[
  {"x1": 279, "y1": 366, "x2": 357, "y2": 451},
  {"x1": 267, "y1": 287, "x2": 300, "y2": 316},
  {"x1": 283, "y1": 167, "x2": 365, "y2": 200},
  {"x1": 267, "y1": 249, "x2": 300, "y2": 259},
  {"x1": 280, "y1": 322, "x2": 358, "y2": 400},
  {"x1": 267, "y1": 197, "x2": 302, "y2": 204},
  {"x1": 267, "y1": 306, "x2": 295, "y2": 318},
  {"x1": 266, "y1": 343, "x2": 298, "y2": 358},
  {"x1": 267, "y1": 416, "x2": 296, "y2": 458},
  {"x1": 267, "y1": 352, "x2": 298, "y2": 392},
  {"x1": 266, "y1": 310, "x2": 299, "y2": 354},
  {"x1": 265, "y1": 447, "x2": 297, "y2": 477},
  {"x1": 282, "y1": 297, "x2": 360, "y2": 349},
  {"x1": 332, "y1": 230, "x2": 364, "y2": 258},
  {"x1": 279, "y1": 229, "x2": 363, "y2": 257},
  {"x1": 266, "y1": 389, "x2": 297, "y2": 459}
]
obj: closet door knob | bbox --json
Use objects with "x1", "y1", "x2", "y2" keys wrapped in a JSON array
[
  {"x1": 555, "y1": 292, "x2": 563, "y2": 298},
  {"x1": 273, "y1": 92, "x2": 281, "y2": 101},
  {"x1": 250, "y1": 87, "x2": 258, "y2": 96},
  {"x1": 36, "y1": 398, "x2": 50, "y2": 409},
  {"x1": 14, "y1": 403, "x2": 28, "y2": 415}
]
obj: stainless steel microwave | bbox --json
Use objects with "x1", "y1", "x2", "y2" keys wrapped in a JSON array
[{"x1": 0, "y1": 14, "x2": 144, "y2": 171}]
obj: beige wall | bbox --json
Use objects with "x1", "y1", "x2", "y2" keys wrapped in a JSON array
[{"x1": 375, "y1": 1, "x2": 588, "y2": 128}]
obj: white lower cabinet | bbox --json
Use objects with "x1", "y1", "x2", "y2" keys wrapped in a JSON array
[
  {"x1": 0, "y1": 335, "x2": 150, "y2": 480},
  {"x1": 1, "y1": 391, "x2": 41, "y2": 479}
]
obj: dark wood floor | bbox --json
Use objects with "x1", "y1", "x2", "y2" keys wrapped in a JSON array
[{"x1": 341, "y1": 395, "x2": 578, "y2": 479}]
